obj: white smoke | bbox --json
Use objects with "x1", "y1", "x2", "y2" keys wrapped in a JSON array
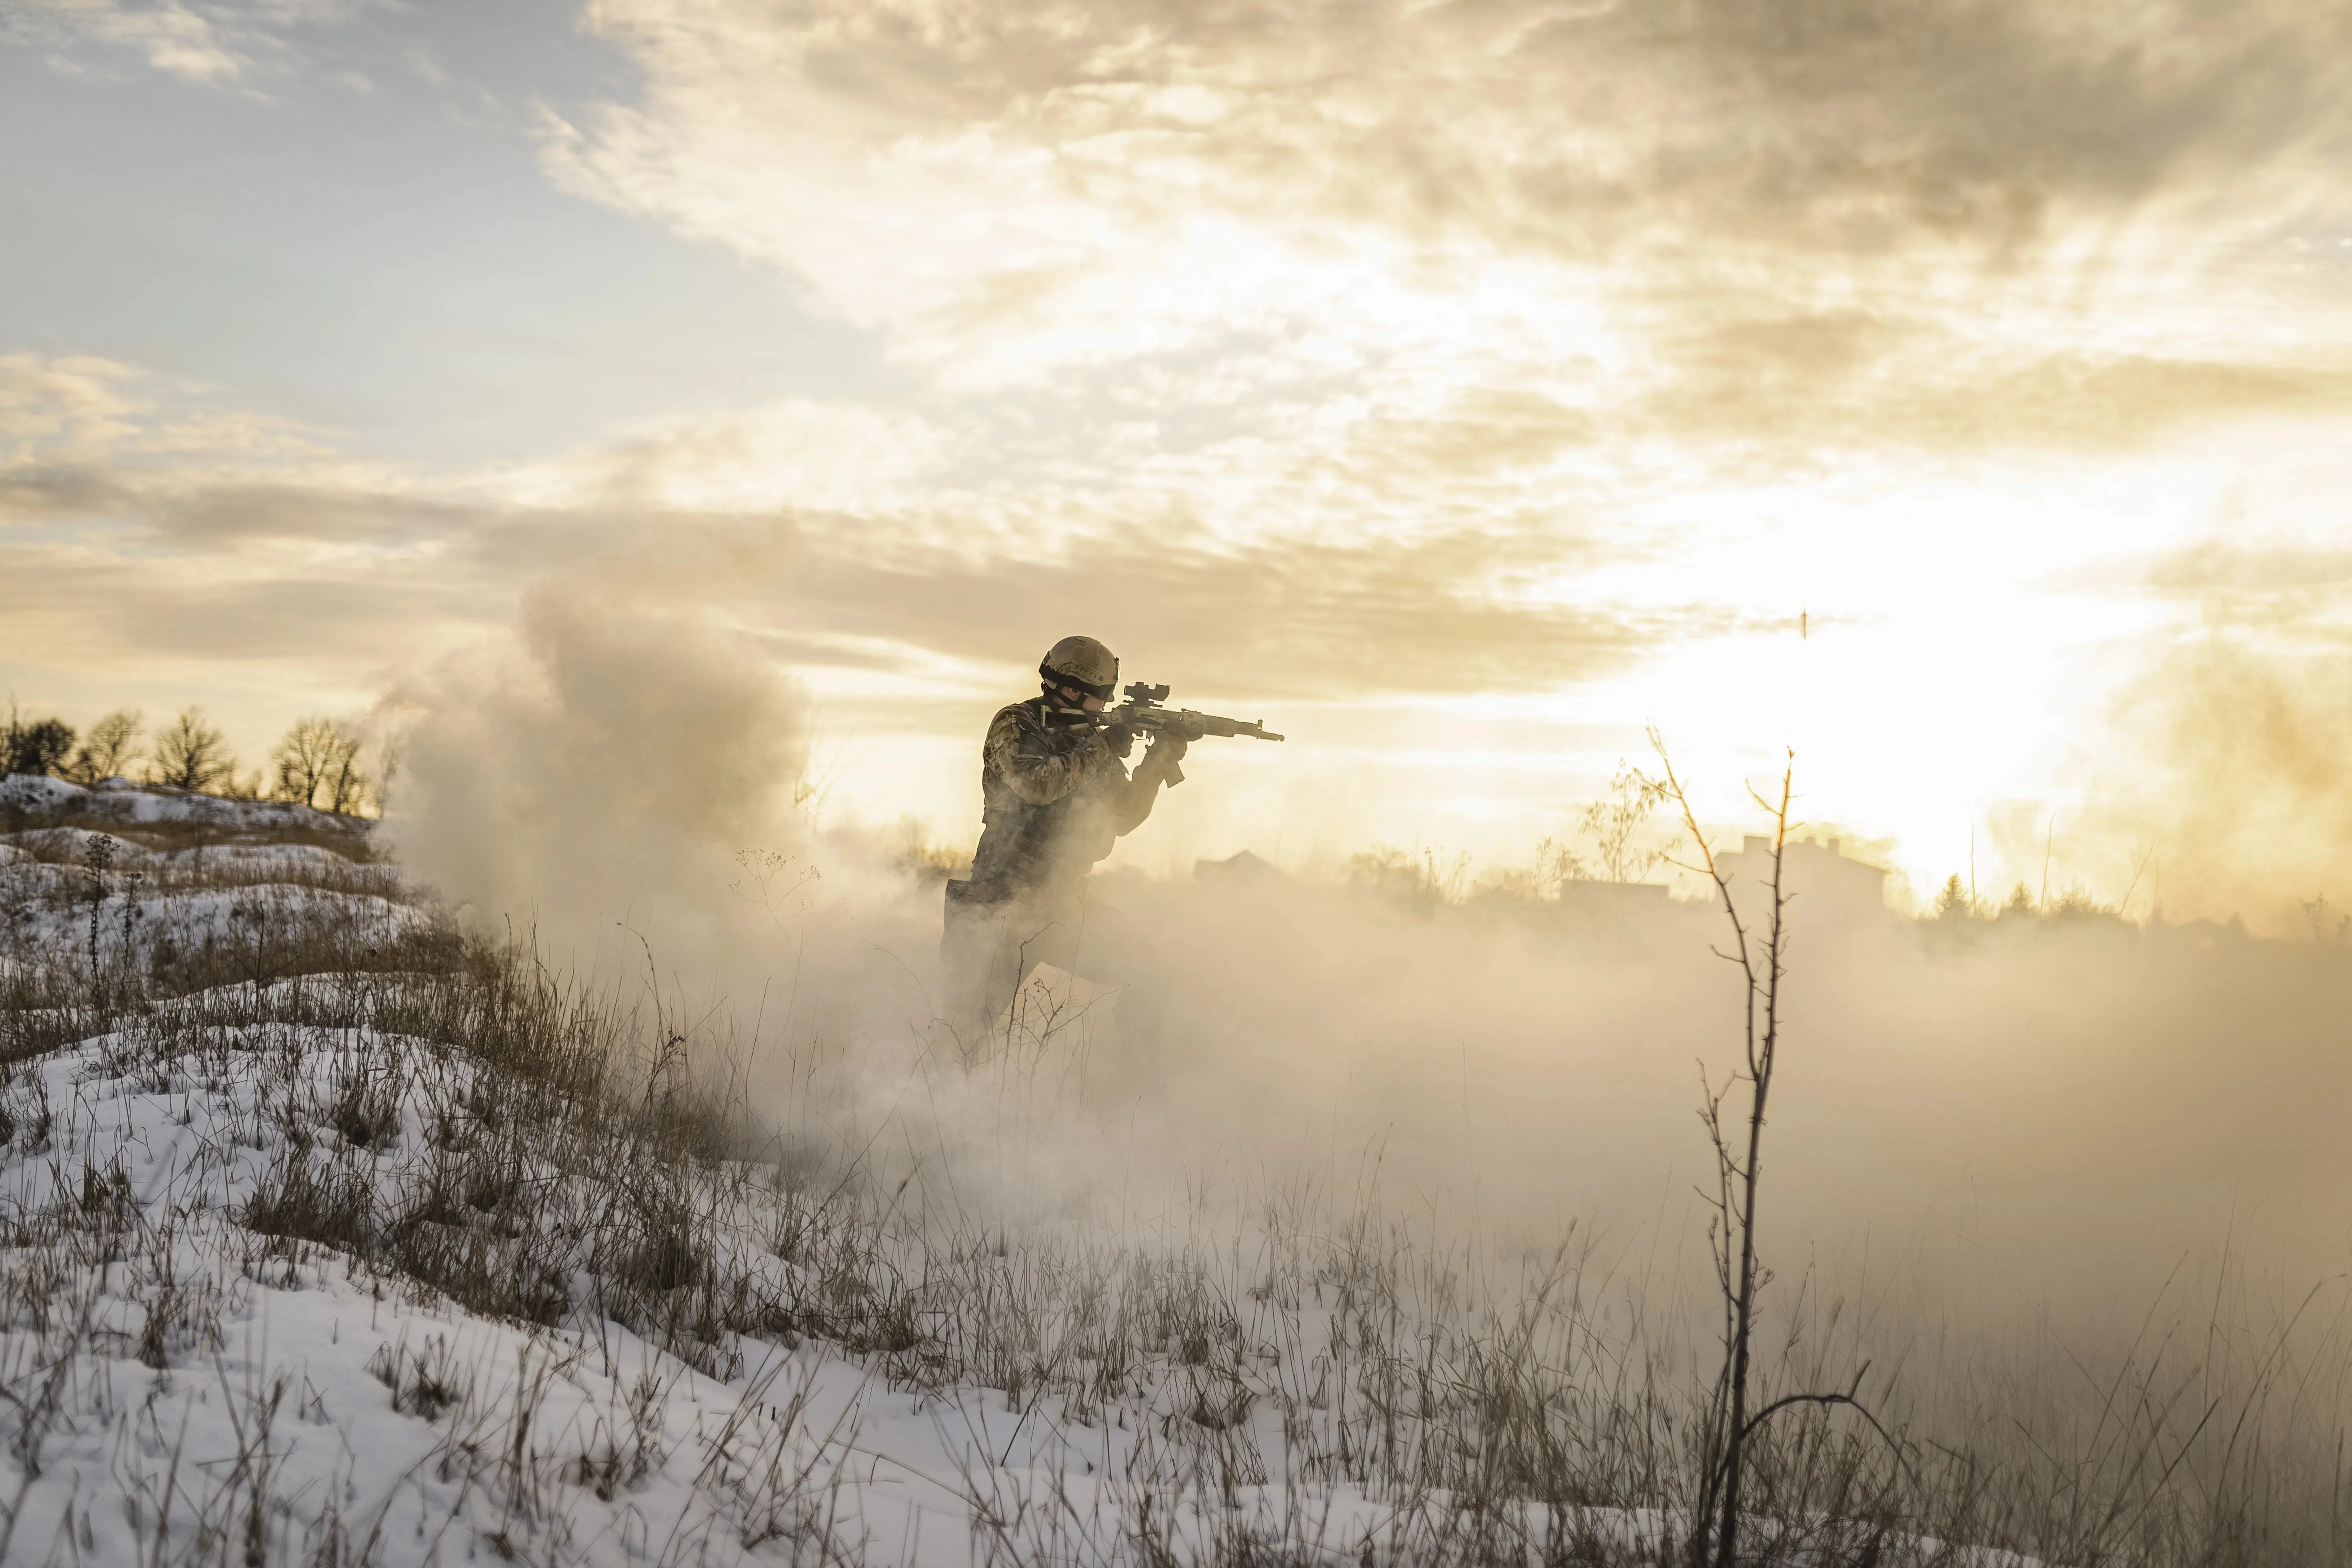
[
  {"x1": 381, "y1": 586, "x2": 813, "y2": 966},
  {"x1": 372, "y1": 580, "x2": 2352, "y2": 1370}
]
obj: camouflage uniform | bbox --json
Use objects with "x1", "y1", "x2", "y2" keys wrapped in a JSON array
[{"x1": 941, "y1": 695, "x2": 1183, "y2": 1052}]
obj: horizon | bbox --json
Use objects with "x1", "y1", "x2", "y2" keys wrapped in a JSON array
[{"x1": 5, "y1": 2, "x2": 2351, "y2": 931}]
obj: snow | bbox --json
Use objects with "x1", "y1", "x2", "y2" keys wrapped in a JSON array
[
  {"x1": 8, "y1": 884, "x2": 428, "y2": 963},
  {"x1": 0, "y1": 1031, "x2": 871, "y2": 1566},
  {"x1": 4, "y1": 788, "x2": 417, "y2": 983},
  {"x1": 0, "y1": 774, "x2": 367, "y2": 834},
  {"x1": 1, "y1": 1025, "x2": 1568, "y2": 1566},
  {"x1": 0, "y1": 782, "x2": 2025, "y2": 1566}
]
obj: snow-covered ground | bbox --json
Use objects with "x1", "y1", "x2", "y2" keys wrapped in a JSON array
[
  {"x1": 3, "y1": 1011, "x2": 1715, "y2": 1567},
  {"x1": 0, "y1": 775, "x2": 368, "y2": 835},
  {"x1": 2, "y1": 780, "x2": 430, "y2": 993},
  {"x1": 0, "y1": 785, "x2": 1637, "y2": 1566},
  {"x1": 0, "y1": 1025, "x2": 1445, "y2": 1567},
  {"x1": 1, "y1": 781, "x2": 2033, "y2": 1565}
]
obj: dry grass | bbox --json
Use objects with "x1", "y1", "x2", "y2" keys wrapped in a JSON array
[{"x1": 4, "y1": 802, "x2": 2350, "y2": 1565}]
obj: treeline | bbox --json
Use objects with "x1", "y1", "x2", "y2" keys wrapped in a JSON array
[{"x1": 2, "y1": 703, "x2": 380, "y2": 816}]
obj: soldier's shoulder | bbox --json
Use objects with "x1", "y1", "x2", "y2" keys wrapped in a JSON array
[
  {"x1": 988, "y1": 698, "x2": 1044, "y2": 728},
  {"x1": 985, "y1": 700, "x2": 1045, "y2": 744}
]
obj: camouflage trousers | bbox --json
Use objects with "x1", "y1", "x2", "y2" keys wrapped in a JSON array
[{"x1": 939, "y1": 879, "x2": 1167, "y2": 1056}]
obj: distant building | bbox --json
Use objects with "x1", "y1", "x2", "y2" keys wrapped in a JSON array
[
  {"x1": 1194, "y1": 849, "x2": 1282, "y2": 885},
  {"x1": 1710, "y1": 835, "x2": 1890, "y2": 927}
]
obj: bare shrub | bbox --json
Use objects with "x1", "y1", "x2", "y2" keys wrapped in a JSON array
[
  {"x1": 1, "y1": 704, "x2": 74, "y2": 779},
  {"x1": 271, "y1": 716, "x2": 371, "y2": 815},
  {"x1": 62, "y1": 708, "x2": 141, "y2": 785},
  {"x1": 149, "y1": 706, "x2": 238, "y2": 793},
  {"x1": 1346, "y1": 843, "x2": 1471, "y2": 912}
]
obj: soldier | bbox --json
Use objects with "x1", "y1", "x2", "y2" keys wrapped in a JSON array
[{"x1": 940, "y1": 635, "x2": 1189, "y2": 1055}]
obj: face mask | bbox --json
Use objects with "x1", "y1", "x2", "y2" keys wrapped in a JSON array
[{"x1": 1042, "y1": 686, "x2": 1098, "y2": 727}]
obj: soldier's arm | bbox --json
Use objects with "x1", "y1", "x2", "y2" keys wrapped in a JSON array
[
  {"x1": 987, "y1": 707, "x2": 1108, "y2": 806},
  {"x1": 1109, "y1": 739, "x2": 1186, "y2": 835}
]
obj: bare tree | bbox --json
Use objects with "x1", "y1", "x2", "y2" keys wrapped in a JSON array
[
  {"x1": 64, "y1": 708, "x2": 142, "y2": 784},
  {"x1": 149, "y1": 706, "x2": 236, "y2": 793},
  {"x1": 2, "y1": 699, "x2": 76, "y2": 778},
  {"x1": 1653, "y1": 737, "x2": 1901, "y2": 1568},
  {"x1": 1537, "y1": 761, "x2": 1675, "y2": 894},
  {"x1": 323, "y1": 734, "x2": 370, "y2": 814},
  {"x1": 1651, "y1": 737, "x2": 1792, "y2": 1568},
  {"x1": 1583, "y1": 759, "x2": 1673, "y2": 883},
  {"x1": 271, "y1": 716, "x2": 369, "y2": 813},
  {"x1": 272, "y1": 718, "x2": 331, "y2": 806}
]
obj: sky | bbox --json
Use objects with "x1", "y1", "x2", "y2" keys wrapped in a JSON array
[{"x1": 5, "y1": 0, "x2": 2352, "y2": 916}]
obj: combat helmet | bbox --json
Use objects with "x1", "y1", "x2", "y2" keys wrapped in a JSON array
[{"x1": 1040, "y1": 635, "x2": 1119, "y2": 701}]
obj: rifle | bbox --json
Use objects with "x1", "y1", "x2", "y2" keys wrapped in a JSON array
[{"x1": 1073, "y1": 682, "x2": 1283, "y2": 784}]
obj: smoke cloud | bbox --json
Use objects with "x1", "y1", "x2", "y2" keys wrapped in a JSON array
[
  {"x1": 2074, "y1": 636, "x2": 2352, "y2": 936},
  {"x1": 382, "y1": 586, "x2": 815, "y2": 965},
  {"x1": 375, "y1": 575, "x2": 2352, "y2": 1349}
]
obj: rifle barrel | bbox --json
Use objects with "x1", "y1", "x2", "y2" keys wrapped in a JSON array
[{"x1": 1104, "y1": 693, "x2": 1285, "y2": 742}]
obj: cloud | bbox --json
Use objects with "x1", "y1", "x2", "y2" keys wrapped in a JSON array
[
  {"x1": 0, "y1": 347, "x2": 1706, "y2": 706},
  {"x1": 0, "y1": 548, "x2": 464, "y2": 661},
  {"x1": 0, "y1": 357, "x2": 486, "y2": 699},
  {"x1": 3, "y1": 0, "x2": 363, "y2": 85},
  {"x1": 495, "y1": 397, "x2": 949, "y2": 515},
  {"x1": 5, "y1": 482, "x2": 1682, "y2": 701},
  {"x1": 0, "y1": 353, "x2": 146, "y2": 452},
  {"x1": 0, "y1": 355, "x2": 521, "y2": 682},
  {"x1": 727, "y1": 517, "x2": 1688, "y2": 700},
  {"x1": 0, "y1": 354, "x2": 327, "y2": 472},
  {"x1": 5, "y1": 0, "x2": 245, "y2": 82},
  {"x1": 2053, "y1": 530, "x2": 2352, "y2": 633},
  {"x1": 2112, "y1": 539, "x2": 2352, "y2": 640},
  {"x1": 1644, "y1": 322, "x2": 2352, "y2": 452},
  {"x1": 504, "y1": 0, "x2": 2352, "y2": 552},
  {"x1": 547, "y1": 0, "x2": 2352, "y2": 381},
  {"x1": 570, "y1": 0, "x2": 2352, "y2": 244}
]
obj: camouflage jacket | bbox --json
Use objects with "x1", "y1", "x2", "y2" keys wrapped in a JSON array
[{"x1": 967, "y1": 697, "x2": 1173, "y2": 897}]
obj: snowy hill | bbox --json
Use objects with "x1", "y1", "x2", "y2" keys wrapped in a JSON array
[
  {"x1": 3, "y1": 781, "x2": 2054, "y2": 1566},
  {"x1": 1, "y1": 774, "x2": 372, "y2": 837},
  {"x1": 4, "y1": 782, "x2": 1675, "y2": 1567}
]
